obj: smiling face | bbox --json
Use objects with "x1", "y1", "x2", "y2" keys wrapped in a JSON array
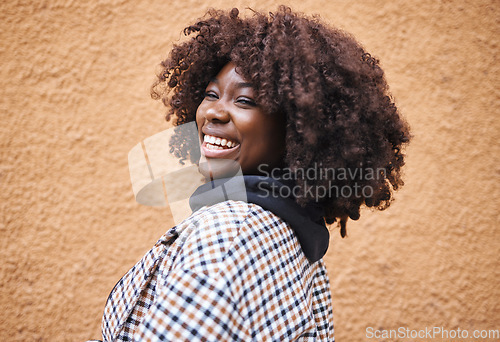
[{"x1": 196, "y1": 62, "x2": 285, "y2": 179}]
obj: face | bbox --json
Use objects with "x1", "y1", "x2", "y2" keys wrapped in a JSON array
[{"x1": 196, "y1": 62, "x2": 285, "y2": 179}]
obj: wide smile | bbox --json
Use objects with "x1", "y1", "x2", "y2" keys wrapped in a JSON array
[
  {"x1": 203, "y1": 134, "x2": 239, "y2": 150},
  {"x1": 201, "y1": 133, "x2": 240, "y2": 158}
]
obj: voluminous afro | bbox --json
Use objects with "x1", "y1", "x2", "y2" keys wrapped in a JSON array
[{"x1": 151, "y1": 6, "x2": 411, "y2": 236}]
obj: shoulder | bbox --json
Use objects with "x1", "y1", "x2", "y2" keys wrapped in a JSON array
[
  {"x1": 186, "y1": 200, "x2": 254, "y2": 228},
  {"x1": 173, "y1": 200, "x2": 301, "y2": 273}
]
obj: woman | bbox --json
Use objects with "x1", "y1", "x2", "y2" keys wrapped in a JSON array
[{"x1": 99, "y1": 6, "x2": 410, "y2": 341}]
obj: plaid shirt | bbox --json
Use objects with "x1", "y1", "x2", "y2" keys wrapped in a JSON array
[{"x1": 102, "y1": 200, "x2": 335, "y2": 341}]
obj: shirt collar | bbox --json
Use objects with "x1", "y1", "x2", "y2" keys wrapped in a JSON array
[{"x1": 189, "y1": 175, "x2": 329, "y2": 262}]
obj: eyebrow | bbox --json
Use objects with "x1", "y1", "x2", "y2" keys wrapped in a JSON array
[{"x1": 210, "y1": 78, "x2": 254, "y2": 89}]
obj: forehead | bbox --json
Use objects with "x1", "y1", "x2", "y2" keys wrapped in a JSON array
[{"x1": 209, "y1": 62, "x2": 253, "y2": 89}]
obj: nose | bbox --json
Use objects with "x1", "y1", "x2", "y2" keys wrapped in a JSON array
[{"x1": 204, "y1": 101, "x2": 231, "y2": 123}]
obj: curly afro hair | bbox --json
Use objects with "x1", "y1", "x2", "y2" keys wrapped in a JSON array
[{"x1": 151, "y1": 6, "x2": 411, "y2": 237}]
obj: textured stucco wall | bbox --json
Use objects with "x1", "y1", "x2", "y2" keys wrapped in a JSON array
[{"x1": 1, "y1": 0, "x2": 498, "y2": 341}]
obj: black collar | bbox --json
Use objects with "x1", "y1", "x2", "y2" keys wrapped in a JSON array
[{"x1": 189, "y1": 175, "x2": 329, "y2": 262}]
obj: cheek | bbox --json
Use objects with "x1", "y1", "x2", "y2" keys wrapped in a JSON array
[
  {"x1": 195, "y1": 106, "x2": 204, "y2": 126},
  {"x1": 263, "y1": 119, "x2": 286, "y2": 162},
  {"x1": 242, "y1": 115, "x2": 285, "y2": 157},
  {"x1": 260, "y1": 117, "x2": 285, "y2": 146}
]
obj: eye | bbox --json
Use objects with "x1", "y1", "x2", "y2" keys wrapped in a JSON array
[
  {"x1": 236, "y1": 97, "x2": 257, "y2": 107},
  {"x1": 204, "y1": 91, "x2": 218, "y2": 100}
]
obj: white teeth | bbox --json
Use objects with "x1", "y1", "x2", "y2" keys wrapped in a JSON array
[
  {"x1": 203, "y1": 134, "x2": 238, "y2": 148},
  {"x1": 207, "y1": 144, "x2": 223, "y2": 150}
]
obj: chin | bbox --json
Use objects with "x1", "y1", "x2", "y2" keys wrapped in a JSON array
[{"x1": 198, "y1": 158, "x2": 242, "y2": 181}]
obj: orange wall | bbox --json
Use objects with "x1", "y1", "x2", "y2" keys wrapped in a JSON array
[{"x1": 1, "y1": 1, "x2": 498, "y2": 341}]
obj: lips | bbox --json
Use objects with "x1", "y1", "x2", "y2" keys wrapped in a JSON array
[
  {"x1": 201, "y1": 133, "x2": 240, "y2": 158},
  {"x1": 203, "y1": 134, "x2": 239, "y2": 150}
]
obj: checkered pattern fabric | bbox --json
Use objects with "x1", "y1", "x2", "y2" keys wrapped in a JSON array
[{"x1": 102, "y1": 201, "x2": 335, "y2": 341}]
